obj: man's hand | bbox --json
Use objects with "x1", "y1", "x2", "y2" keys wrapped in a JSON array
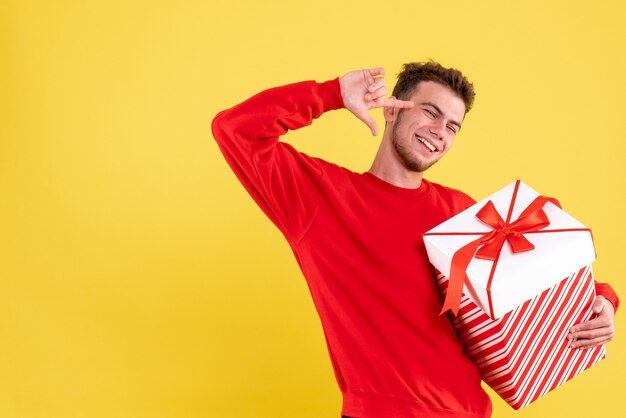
[
  {"x1": 568, "y1": 295, "x2": 615, "y2": 349},
  {"x1": 339, "y1": 68, "x2": 414, "y2": 136}
]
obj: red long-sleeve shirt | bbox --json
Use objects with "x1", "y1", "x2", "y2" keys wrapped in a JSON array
[{"x1": 212, "y1": 78, "x2": 618, "y2": 418}]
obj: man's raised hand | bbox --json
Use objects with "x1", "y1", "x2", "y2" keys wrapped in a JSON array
[{"x1": 339, "y1": 68, "x2": 414, "y2": 136}]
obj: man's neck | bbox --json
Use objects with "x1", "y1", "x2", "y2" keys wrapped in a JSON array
[{"x1": 368, "y1": 137, "x2": 424, "y2": 189}]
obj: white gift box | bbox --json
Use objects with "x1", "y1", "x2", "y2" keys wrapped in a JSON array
[{"x1": 423, "y1": 180, "x2": 596, "y2": 319}]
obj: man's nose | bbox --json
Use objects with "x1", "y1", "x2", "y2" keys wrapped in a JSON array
[{"x1": 429, "y1": 120, "x2": 446, "y2": 139}]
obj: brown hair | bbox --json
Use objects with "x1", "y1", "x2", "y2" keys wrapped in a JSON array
[{"x1": 392, "y1": 61, "x2": 475, "y2": 112}]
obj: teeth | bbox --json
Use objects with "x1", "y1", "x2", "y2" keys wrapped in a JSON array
[{"x1": 416, "y1": 135, "x2": 436, "y2": 152}]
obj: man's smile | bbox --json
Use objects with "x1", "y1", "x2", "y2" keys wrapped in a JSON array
[{"x1": 415, "y1": 134, "x2": 437, "y2": 153}]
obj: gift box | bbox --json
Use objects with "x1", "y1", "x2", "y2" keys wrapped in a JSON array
[
  {"x1": 423, "y1": 180, "x2": 596, "y2": 319},
  {"x1": 423, "y1": 180, "x2": 605, "y2": 409},
  {"x1": 436, "y1": 266, "x2": 605, "y2": 409}
]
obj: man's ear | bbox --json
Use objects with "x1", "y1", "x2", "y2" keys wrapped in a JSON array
[{"x1": 383, "y1": 96, "x2": 399, "y2": 123}]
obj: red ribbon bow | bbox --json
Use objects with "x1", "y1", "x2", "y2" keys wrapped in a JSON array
[
  {"x1": 473, "y1": 198, "x2": 554, "y2": 261},
  {"x1": 426, "y1": 181, "x2": 564, "y2": 317}
]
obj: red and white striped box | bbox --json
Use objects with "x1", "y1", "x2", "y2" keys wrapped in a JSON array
[{"x1": 438, "y1": 265, "x2": 605, "y2": 409}]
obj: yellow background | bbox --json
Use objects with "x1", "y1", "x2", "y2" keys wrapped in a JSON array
[{"x1": 1, "y1": 0, "x2": 624, "y2": 417}]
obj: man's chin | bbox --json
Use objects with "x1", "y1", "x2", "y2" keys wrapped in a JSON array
[
  {"x1": 403, "y1": 157, "x2": 439, "y2": 173},
  {"x1": 392, "y1": 137, "x2": 440, "y2": 173}
]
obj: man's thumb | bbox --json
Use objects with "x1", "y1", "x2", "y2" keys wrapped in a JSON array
[
  {"x1": 360, "y1": 113, "x2": 378, "y2": 136},
  {"x1": 593, "y1": 297, "x2": 605, "y2": 314}
]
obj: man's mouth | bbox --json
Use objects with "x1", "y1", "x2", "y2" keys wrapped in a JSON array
[{"x1": 416, "y1": 135, "x2": 437, "y2": 153}]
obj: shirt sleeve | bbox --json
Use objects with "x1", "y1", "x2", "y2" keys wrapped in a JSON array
[{"x1": 211, "y1": 78, "x2": 344, "y2": 242}]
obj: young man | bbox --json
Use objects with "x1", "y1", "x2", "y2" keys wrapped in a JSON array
[{"x1": 212, "y1": 62, "x2": 618, "y2": 418}]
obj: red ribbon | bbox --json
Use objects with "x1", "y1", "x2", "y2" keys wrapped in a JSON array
[
  {"x1": 424, "y1": 180, "x2": 577, "y2": 317},
  {"x1": 473, "y1": 196, "x2": 558, "y2": 261}
]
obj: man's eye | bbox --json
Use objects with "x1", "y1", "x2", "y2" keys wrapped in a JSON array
[
  {"x1": 424, "y1": 109, "x2": 435, "y2": 118},
  {"x1": 447, "y1": 125, "x2": 457, "y2": 134}
]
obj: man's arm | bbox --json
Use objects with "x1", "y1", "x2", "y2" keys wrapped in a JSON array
[
  {"x1": 211, "y1": 78, "x2": 344, "y2": 241},
  {"x1": 211, "y1": 68, "x2": 412, "y2": 241}
]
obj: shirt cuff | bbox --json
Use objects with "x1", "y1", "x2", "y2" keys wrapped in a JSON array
[{"x1": 318, "y1": 78, "x2": 345, "y2": 111}]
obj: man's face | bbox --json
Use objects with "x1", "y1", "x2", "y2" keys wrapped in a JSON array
[{"x1": 389, "y1": 81, "x2": 466, "y2": 173}]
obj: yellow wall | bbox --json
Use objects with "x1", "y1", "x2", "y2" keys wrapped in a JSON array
[{"x1": 1, "y1": 0, "x2": 624, "y2": 417}]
